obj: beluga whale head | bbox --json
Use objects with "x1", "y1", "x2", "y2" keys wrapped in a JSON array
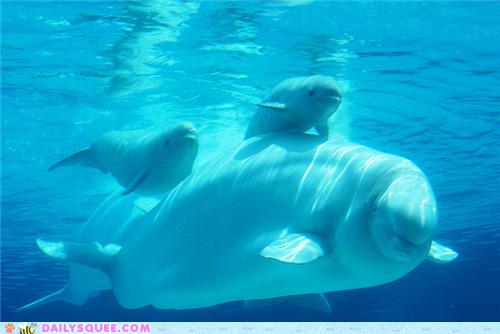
[
  {"x1": 139, "y1": 121, "x2": 199, "y2": 194},
  {"x1": 300, "y1": 75, "x2": 342, "y2": 120},
  {"x1": 157, "y1": 121, "x2": 199, "y2": 168},
  {"x1": 370, "y1": 175, "x2": 437, "y2": 263},
  {"x1": 265, "y1": 75, "x2": 342, "y2": 124},
  {"x1": 314, "y1": 153, "x2": 441, "y2": 289},
  {"x1": 165, "y1": 121, "x2": 199, "y2": 150}
]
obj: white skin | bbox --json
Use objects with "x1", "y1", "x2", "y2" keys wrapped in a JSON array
[
  {"x1": 80, "y1": 122, "x2": 198, "y2": 195},
  {"x1": 25, "y1": 134, "x2": 439, "y2": 311},
  {"x1": 245, "y1": 75, "x2": 342, "y2": 139}
]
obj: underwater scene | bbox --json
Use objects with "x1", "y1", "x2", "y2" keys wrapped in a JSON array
[{"x1": 2, "y1": 0, "x2": 500, "y2": 322}]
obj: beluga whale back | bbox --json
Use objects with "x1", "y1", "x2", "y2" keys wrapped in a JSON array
[
  {"x1": 245, "y1": 75, "x2": 342, "y2": 139},
  {"x1": 21, "y1": 133, "x2": 458, "y2": 312},
  {"x1": 49, "y1": 122, "x2": 199, "y2": 195}
]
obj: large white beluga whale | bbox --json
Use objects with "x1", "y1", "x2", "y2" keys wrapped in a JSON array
[
  {"x1": 19, "y1": 133, "x2": 457, "y2": 312},
  {"x1": 49, "y1": 122, "x2": 199, "y2": 195}
]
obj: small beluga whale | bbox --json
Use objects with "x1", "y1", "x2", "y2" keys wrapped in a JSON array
[
  {"x1": 20, "y1": 133, "x2": 457, "y2": 312},
  {"x1": 245, "y1": 75, "x2": 342, "y2": 139},
  {"x1": 49, "y1": 122, "x2": 199, "y2": 195}
]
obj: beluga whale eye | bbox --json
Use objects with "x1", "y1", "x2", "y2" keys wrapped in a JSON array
[
  {"x1": 165, "y1": 140, "x2": 170, "y2": 146},
  {"x1": 308, "y1": 89, "x2": 315, "y2": 97}
]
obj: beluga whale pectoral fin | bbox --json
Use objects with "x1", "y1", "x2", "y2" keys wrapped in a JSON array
[
  {"x1": 260, "y1": 231, "x2": 331, "y2": 264},
  {"x1": 256, "y1": 102, "x2": 287, "y2": 111},
  {"x1": 427, "y1": 241, "x2": 458, "y2": 264},
  {"x1": 315, "y1": 123, "x2": 329, "y2": 138},
  {"x1": 244, "y1": 293, "x2": 332, "y2": 313},
  {"x1": 36, "y1": 239, "x2": 122, "y2": 271},
  {"x1": 122, "y1": 172, "x2": 149, "y2": 196}
]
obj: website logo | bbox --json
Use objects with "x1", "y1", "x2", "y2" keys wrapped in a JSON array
[
  {"x1": 18, "y1": 323, "x2": 36, "y2": 334},
  {"x1": 5, "y1": 323, "x2": 15, "y2": 334}
]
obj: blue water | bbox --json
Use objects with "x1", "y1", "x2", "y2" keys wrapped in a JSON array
[{"x1": 2, "y1": 0, "x2": 499, "y2": 322}]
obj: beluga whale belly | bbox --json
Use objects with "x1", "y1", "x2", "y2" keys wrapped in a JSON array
[
  {"x1": 245, "y1": 75, "x2": 342, "y2": 139},
  {"x1": 20, "y1": 133, "x2": 458, "y2": 312},
  {"x1": 49, "y1": 122, "x2": 199, "y2": 195}
]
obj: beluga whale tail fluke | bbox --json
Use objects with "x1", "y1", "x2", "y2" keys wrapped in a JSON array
[
  {"x1": 16, "y1": 192, "x2": 142, "y2": 312},
  {"x1": 15, "y1": 288, "x2": 68, "y2": 312},
  {"x1": 245, "y1": 75, "x2": 342, "y2": 139},
  {"x1": 49, "y1": 122, "x2": 199, "y2": 195},
  {"x1": 15, "y1": 239, "x2": 122, "y2": 312}
]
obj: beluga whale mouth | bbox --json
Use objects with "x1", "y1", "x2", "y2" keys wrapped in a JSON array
[
  {"x1": 371, "y1": 214, "x2": 424, "y2": 262},
  {"x1": 313, "y1": 93, "x2": 342, "y2": 108},
  {"x1": 308, "y1": 76, "x2": 342, "y2": 107}
]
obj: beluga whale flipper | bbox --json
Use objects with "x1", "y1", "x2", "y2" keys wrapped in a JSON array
[
  {"x1": 427, "y1": 241, "x2": 458, "y2": 263},
  {"x1": 49, "y1": 122, "x2": 199, "y2": 195},
  {"x1": 19, "y1": 134, "x2": 458, "y2": 312},
  {"x1": 245, "y1": 75, "x2": 342, "y2": 139}
]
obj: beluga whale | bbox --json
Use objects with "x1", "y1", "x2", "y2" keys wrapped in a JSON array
[
  {"x1": 20, "y1": 133, "x2": 458, "y2": 312},
  {"x1": 245, "y1": 75, "x2": 342, "y2": 139},
  {"x1": 49, "y1": 122, "x2": 199, "y2": 195}
]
